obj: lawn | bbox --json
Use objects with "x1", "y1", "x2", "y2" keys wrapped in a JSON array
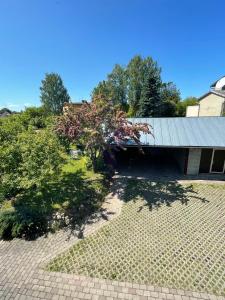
[{"x1": 46, "y1": 179, "x2": 225, "y2": 296}]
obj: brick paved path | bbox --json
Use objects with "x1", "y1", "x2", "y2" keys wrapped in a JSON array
[{"x1": 0, "y1": 184, "x2": 224, "y2": 300}]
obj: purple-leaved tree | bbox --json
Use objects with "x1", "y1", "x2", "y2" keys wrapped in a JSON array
[{"x1": 56, "y1": 95, "x2": 151, "y2": 171}]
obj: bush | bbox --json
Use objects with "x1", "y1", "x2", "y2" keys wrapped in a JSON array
[
  {"x1": 19, "y1": 106, "x2": 51, "y2": 129},
  {"x1": 0, "y1": 114, "x2": 25, "y2": 144},
  {"x1": 0, "y1": 127, "x2": 63, "y2": 199},
  {"x1": 0, "y1": 208, "x2": 48, "y2": 240}
]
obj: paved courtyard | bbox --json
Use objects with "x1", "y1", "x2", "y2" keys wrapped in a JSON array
[{"x1": 0, "y1": 180, "x2": 225, "y2": 300}]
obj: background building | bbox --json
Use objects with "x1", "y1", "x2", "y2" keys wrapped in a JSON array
[{"x1": 186, "y1": 76, "x2": 225, "y2": 117}]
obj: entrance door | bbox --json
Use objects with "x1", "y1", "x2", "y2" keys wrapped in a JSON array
[{"x1": 210, "y1": 150, "x2": 225, "y2": 173}]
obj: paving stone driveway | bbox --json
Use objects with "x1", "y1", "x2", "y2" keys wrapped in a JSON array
[{"x1": 0, "y1": 181, "x2": 225, "y2": 300}]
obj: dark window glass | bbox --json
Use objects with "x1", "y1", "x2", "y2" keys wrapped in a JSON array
[
  {"x1": 211, "y1": 150, "x2": 225, "y2": 173},
  {"x1": 199, "y1": 149, "x2": 213, "y2": 173}
]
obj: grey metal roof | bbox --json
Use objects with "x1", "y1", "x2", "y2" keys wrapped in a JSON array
[{"x1": 127, "y1": 117, "x2": 225, "y2": 148}]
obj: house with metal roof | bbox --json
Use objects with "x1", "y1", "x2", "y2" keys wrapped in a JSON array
[
  {"x1": 186, "y1": 76, "x2": 225, "y2": 117},
  {"x1": 116, "y1": 117, "x2": 225, "y2": 176}
]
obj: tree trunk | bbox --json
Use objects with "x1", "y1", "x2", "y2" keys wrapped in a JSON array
[{"x1": 90, "y1": 148, "x2": 98, "y2": 172}]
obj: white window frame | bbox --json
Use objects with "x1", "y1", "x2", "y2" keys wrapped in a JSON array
[{"x1": 209, "y1": 148, "x2": 225, "y2": 173}]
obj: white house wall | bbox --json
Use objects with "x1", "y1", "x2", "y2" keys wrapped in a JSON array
[
  {"x1": 199, "y1": 94, "x2": 225, "y2": 116},
  {"x1": 186, "y1": 105, "x2": 199, "y2": 117}
]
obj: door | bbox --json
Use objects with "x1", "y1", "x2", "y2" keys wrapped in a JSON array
[{"x1": 210, "y1": 149, "x2": 225, "y2": 173}]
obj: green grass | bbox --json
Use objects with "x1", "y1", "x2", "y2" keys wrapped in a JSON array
[
  {"x1": 62, "y1": 155, "x2": 102, "y2": 180},
  {"x1": 46, "y1": 180, "x2": 225, "y2": 296}
]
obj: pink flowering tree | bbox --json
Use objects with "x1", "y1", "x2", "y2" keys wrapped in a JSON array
[{"x1": 56, "y1": 95, "x2": 151, "y2": 171}]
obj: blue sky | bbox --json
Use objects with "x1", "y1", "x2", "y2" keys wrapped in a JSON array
[{"x1": 0, "y1": 0, "x2": 225, "y2": 111}]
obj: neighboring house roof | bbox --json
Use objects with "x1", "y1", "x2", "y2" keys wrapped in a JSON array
[
  {"x1": 63, "y1": 102, "x2": 86, "y2": 107},
  {"x1": 127, "y1": 117, "x2": 225, "y2": 148},
  {"x1": 210, "y1": 75, "x2": 225, "y2": 88},
  {"x1": 63, "y1": 101, "x2": 88, "y2": 114},
  {"x1": 198, "y1": 90, "x2": 225, "y2": 101},
  {"x1": 0, "y1": 108, "x2": 13, "y2": 118},
  {"x1": 0, "y1": 111, "x2": 11, "y2": 118}
]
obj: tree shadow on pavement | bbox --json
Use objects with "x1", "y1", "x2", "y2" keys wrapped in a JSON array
[{"x1": 120, "y1": 178, "x2": 208, "y2": 211}]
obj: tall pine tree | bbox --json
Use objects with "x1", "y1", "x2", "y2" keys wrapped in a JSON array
[{"x1": 138, "y1": 69, "x2": 162, "y2": 117}]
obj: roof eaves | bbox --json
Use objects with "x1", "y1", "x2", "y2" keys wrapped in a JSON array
[{"x1": 198, "y1": 90, "x2": 225, "y2": 101}]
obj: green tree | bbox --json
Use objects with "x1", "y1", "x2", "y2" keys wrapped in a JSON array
[
  {"x1": 126, "y1": 56, "x2": 145, "y2": 116},
  {"x1": 137, "y1": 67, "x2": 162, "y2": 117},
  {"x1": 160, "y1": 101, "x2": 177, "y2": 117},
  {"x1": 92, "y1": 65, "x2": 127, "y2": 111},
  {"x1": 92, "y1": 80, "x2": 112, "y2": 99},
  {"x1": 0, "y1": 119, "x2": 63, "y2": 198},
  {"x1": 0, "y1": 114, "x2": 64, "y2": 239},
  {"x1": 107, "y1": 64, "x2": 127, "y2": 108},
  {"x1": 177, "y1": 96, "x2": 198, "y2": 116},
  {"x1": 20, "y1": 106, "x2": 50, "y2": 129},
  {"x1": 127, "y1": 56, "x2": 161, "y2": 116},
  {"x1": 160, "y1": 82, "x2": 181, "y2": 117},
  {"x1": 161, "y1": 82, "x2": 181, "y2": 104},
  {"x1": 92, "y1": 55, "x2": 182, "y2": 117},
  {"x1": 40, "y1": 73, "x2": 70, "y2": 115},
  {"x1": 0, "y1": 112, "x2": 63, "y2": 197}
]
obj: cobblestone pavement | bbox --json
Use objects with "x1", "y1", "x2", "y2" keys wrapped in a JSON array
[{"x1": 0, "y1": 181, "x2": 225, "y2": 300}]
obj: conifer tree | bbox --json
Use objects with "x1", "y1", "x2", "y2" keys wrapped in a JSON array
[{"x1": 138, "y1": 69, "x2": 162, "y2": 117}]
